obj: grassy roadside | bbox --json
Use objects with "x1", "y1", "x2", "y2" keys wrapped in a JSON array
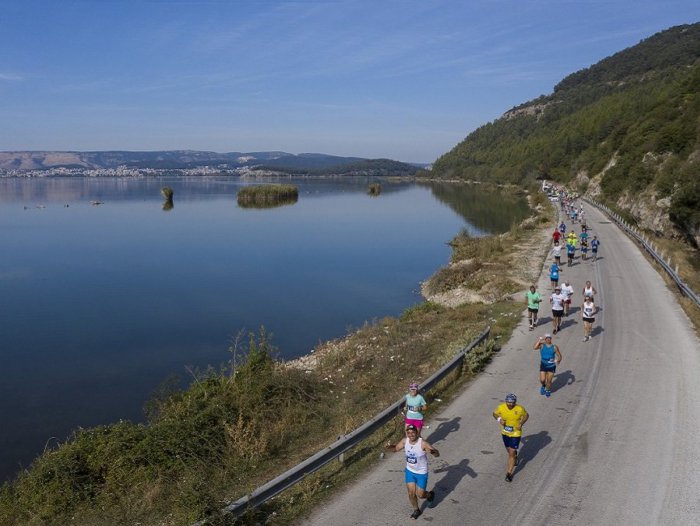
[{"x1": 0, "y1": 184, "x2": 554, "y2": 526}]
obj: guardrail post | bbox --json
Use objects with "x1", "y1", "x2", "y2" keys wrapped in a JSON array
[{"x1": 675, "y1": 264, "x2": 679, "y2": 275}]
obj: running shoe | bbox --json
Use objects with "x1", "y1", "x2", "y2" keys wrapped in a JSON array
[
  {"x1": 427, "y1": 490, "x2": 436, "y2": 508},
  {"x1": 411, "y1": 509, "x2": 422, "y2": 519},
  {"x1": 540, "y1": 385, "x2": 546, "y2": 395},
  {"x1": 505, "y1": 473, "x2": 513, "y2": 482},
  {"x1": 545, "y1": 390, "x2": 551, "y2": 398}
]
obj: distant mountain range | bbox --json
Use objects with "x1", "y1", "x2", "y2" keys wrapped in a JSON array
[{"x1": 0, "y1": 150, "x2": 422, "y2": 176}]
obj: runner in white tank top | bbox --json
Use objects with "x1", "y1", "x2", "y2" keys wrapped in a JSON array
[
  {"x1": 581, "y1": 297, "x2": 597, "y2": 342},
  {"x1": 385, "y1": 424, "x2": 440, "y2": 519},
  {"x1": 405, "y1": 437, "x2": 429, "y2": 474},
  {"x1": 582, "y1": 280, "x2": 597, "y2": 301}
]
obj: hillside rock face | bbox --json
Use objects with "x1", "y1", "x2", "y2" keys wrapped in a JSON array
[{"x1": 618, "y1": 189, "x2": 676, "y2": 236}]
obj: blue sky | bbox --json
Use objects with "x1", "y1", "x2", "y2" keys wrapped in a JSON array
[{"x1": 1, "y1": 1, "x2": 698, "y2": 163}]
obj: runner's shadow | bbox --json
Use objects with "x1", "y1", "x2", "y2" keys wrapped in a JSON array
[
  {"x1": 537, "y1": 315, "x2": 552, "y2": 325},
  {"x1": 430, "y1": 458, "x2": 477, "y2": 507},
  {"x1": 425, "y1": 417, "x2": 461, "y2": 443},
  {"x1": 516, "y1": 430, "x2": 552, "y2": 473},
  {"x1": 560, "y1": 317, "x2": 578, "y2": 330},
  {"x1": 551, "y1": 369, "x2": 575, "y2": 393},
  {"x1": 591, "y1": 326, "x2": 605, "y2": 337}
]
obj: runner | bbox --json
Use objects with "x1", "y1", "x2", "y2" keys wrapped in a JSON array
[
  {"x1": 492, "y1": 393, "x2": 529, "y2": 481},
  {"x1": 559, "y1": 221, "x2": 566, "y2": 235},
  {"x1": 549, "y1": 261, "x2": 561, "y2": 289},
  {"x1": 551, "y1": 241, "x2": 563, "y2": 266},
  {"x1": 591, "y1": 236, "x2": 600, "y2": 261},
  {"x1": 402, "y1": 383, "x2": 427, "y2": 435},
  {"x1": 385, "y1": 425, "x2": 439, "y2": 519},
  {"x1": 582, "y1": 280, "x2": 597, "y2": 301},
  {"x1": 552, "y1": 228, "x2": 561, "y2": 244},
  {"x1": 580, "y1": 237, "x2": 589, "y2": 261},
  {"x1": 550, "y1": 286, "x2": 566, "y2": 333},
  {"x1": 533, "y1": 334, "x2": 562, "y2": 397},
  {"x1": 566, "y1": 239, "x2": 576, "y2": 267},
  {"x1": 526, "y1": 285, "x2": 542, "y2": 330},
  {"x1": 561, "y1": 280, "x2": 574, "y2": 316},
  {"x1": 581, "y1": 296, "x2": 598, "y2": 342}
]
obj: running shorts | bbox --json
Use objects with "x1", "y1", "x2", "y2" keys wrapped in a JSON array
[
  {"x1": 527, "y1": 307, "x2": 539, "y2": 314},
  {"x1": 502, "y1": 435, "x2": 521, "y2": 450},
  {"x1": 552, "y1": 309, "x2": 563, "y2": 318},
  {"x1": 404, "y1": 418, "x2": 424, "y2": 430},
  {"x1": 540, "y1": 362, "x2": 556, "y2": 372},
  {"x1": 583, "y1": 317, "x2": 595, "y2": 323},
  {"x1": 405, "y1": 468, "x2": 429, "y2": 490}
]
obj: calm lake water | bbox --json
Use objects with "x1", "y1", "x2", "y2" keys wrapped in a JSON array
[{"x1": 0, "y1": 176, "x2": 528, "y2": 480}]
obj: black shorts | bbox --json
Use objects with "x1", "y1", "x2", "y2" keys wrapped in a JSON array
[
  {"x1": 540, "y1": 362, "x2": 556, "y2": 372},
  {"x1": 583, "y1": 317, "x2": 595, "y2": 323},
  {"x1": 552, "y1": 309, "x2": 563, "y2": 318},
  {"x1": 528, "y1": 307, "x2": 539, "y2": 314}
]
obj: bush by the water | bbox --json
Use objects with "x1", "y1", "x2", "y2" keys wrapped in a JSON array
[
  {"x1": 368, "y1": 183, "x2": 381, "y2": 196},
  {"x1": 0, "y1": 329, "x2": 337, "y2": 525},
  {"x1": 237, "y1": 184, "x2": 299, "y2": 208}
]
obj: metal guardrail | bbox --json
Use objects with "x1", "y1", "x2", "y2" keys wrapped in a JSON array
[
  {"x1": 193, "y1": 326, "x2": 491, "y2": 525},
  {"x1": 584, "y1": 197, "x2": 700, "y2": 308}
]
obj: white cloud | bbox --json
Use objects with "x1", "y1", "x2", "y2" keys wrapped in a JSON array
[{"x1": 0, "y1": 73, "x2": 23, "y2": 81}]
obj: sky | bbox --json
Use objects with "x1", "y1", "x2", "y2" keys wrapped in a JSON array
[{"x1": 1, "y1": 1, "x2": 698, "y2": 163}]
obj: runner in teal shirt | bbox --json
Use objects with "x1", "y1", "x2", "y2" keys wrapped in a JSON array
[{"x1": 526, "y1": 285, "x2": 542, "y2": 330}]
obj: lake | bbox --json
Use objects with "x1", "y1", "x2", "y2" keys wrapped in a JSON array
[{"x1": 0, "y1": 176, "x2": 528, "y2": 480}]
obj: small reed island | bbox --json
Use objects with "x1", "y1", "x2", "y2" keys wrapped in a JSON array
[
  {"x1": 237, "y1": 184, "x2": 299, "y2": 208},
  {"x1": 161, "y1": 186, "x2": 174, "y2": 211},
  {"x1": 367, "y1": 183, "x2": 381, "y2": 196}
]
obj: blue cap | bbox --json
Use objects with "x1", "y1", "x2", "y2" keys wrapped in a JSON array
[{"x1": 505, "y1": 393, "x2": 517, "y2": 403}]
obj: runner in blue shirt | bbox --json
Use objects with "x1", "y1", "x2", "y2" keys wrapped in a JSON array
[
  {"x1": 566, "y1": 241, "x2": 576, "y2": 267},
  {"x1": 549, "y1": 262, "x2": 561, "y2": 289},
  {"x1": 591, "y1": 236, "x2": 600, "y2": 262},
  {"x1": 533, "y1": 334, "x2": 562, "y2": 397}
]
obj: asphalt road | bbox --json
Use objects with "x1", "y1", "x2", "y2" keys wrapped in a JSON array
[{"x1": 300, "y1": 204, "x2": 700, "y2": 526}]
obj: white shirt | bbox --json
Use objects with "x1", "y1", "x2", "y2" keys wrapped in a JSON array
[
  {"x1": 561, "y1": 284, "x2": 574, "y2": 299},
  {"x1": 551, "y1": 292, "x2": 566, "y2": 310},
  {"x1": 405, "y1": 438, "x2": 429, "y2": 474}
]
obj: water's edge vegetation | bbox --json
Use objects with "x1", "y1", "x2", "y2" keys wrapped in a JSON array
[
  {"x1": 236, "y1": 184, "x2": 299, "y2": 208},
  {"x1": 0, "y1": 183, "x2": 552, "y2": 526}
]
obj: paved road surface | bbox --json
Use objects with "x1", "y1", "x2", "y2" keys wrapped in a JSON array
[{"x1": 300, "y1": 204, "x2": 700, "y2": 525}]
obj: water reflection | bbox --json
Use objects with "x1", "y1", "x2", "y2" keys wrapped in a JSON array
[
  {"x1": 0, "y1": 176, "x2": 528, "y2": 481},
  {"x1": 424, "y1": 182, "x2": 530, "y2": 233}
]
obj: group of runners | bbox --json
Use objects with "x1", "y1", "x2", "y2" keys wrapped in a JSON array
[{"x1": 385, "y1": 201, "x2": 602, "y2": 519}]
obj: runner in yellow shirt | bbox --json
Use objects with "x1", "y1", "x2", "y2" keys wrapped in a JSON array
[{"x1": 492, "y1": 393, "x2": 529, "y2": 482}]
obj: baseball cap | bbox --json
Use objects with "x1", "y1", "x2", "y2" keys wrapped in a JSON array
[
  {"x1": 544, "y1": 333, "x2": 552, "y2": 339},
  {"x1": 406, "y1": 424, "x2": 418, "y2": 432},
  {"x1": 505, "y1": 393, "x2": 517, "y2": 403},
  {"x1": 409, "y1": 382, "x2": 419, "y2": 390}
]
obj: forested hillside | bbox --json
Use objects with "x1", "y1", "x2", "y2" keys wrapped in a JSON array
[{"x1": 429, "y1": 23, "x2": 700, "y2": 245}]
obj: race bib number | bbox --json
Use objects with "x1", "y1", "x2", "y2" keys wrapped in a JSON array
[
  {"x1": 406, "y1": 455, "x2": 418, "y2": 464},
  {"x1": 504, "y1": 425, "x2": 514, "y2": 433}
]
